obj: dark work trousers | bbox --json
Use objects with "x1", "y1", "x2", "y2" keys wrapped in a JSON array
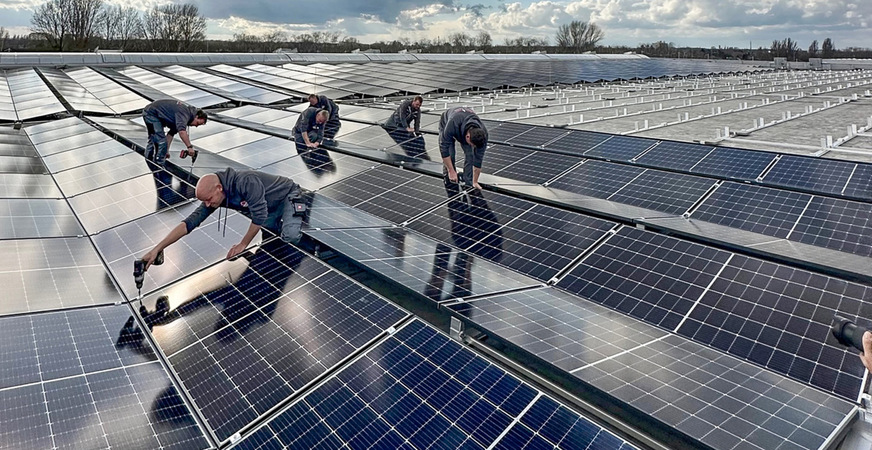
[
  {"x1": 323, "y1": 115, "x2": 341, "y2": 140},
  {"x1": 143, "y1": 113, "x2": 168, "y2": 165},
  {"x1": 262, "y1": 184, "x2": 304, "y2": 244}
]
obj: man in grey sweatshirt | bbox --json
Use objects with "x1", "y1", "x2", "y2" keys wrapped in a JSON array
[
  {"x1": 294, "y1": 107, "x2": 328, "y2": 152},
  {"x1": 140, "y1": 168, "x2": 303, "y2": 267},
  {"x1": 383, "y1": 96, "x2": 425, "y2": 157},
  {"x1": 142, "y1": 99, "x2": 207, "y2": 165},
  {"x1": 439, "y1": 107, "x2": 488, "y2": 189},
  {"x1": 308, "y1": 94, "x2": 341, "y2": 140}
]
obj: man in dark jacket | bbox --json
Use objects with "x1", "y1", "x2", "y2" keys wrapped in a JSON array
[
  {"x1": 142, "y1": 99, "x2": 207, "y2": 165},
  {"x1": 383, "y1": 96, "x2": 425, "y2": 157},
  {"x1": 140, "y1": 168, "x2": 303, "y2": 266},
  {"x1": 294, "y1": 107, "x2": 328, "y2": 152},
  {"x1": 439, "y1": 107, "x2": 488, "y2": 190},
  {"x1": 308, "y1": 94, "x2": 341, "y2": 140}
]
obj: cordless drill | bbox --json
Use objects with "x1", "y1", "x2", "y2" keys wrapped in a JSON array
[
  {"x1": 133, "y1": 250, "x2": 164, "y2": 298},
  {"x1": 180, "y1": 147, "x2": 198, "y2": 164}
]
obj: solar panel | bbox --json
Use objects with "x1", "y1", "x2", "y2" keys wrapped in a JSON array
[
  {"x1": 306, "y1": 228, "x2": 541, "y2": 303},
  {"x1": 790, "y1": 196, "x2": 872, "y2": 258},
  {"x1": 0, "y1": 305, "x2": 211, "y2": 449},
  {"x1": 0, "y1": 155, "x2": 46, "y2": 174},
  {"x1": 547, "y1": 160, "x2": 645, "y2": 198},
  {"x1": 505, "y1": 126, "x2": 568, "y2": 147},
  {"x1": 0, "y1": 198, "x2": 83, "y2": 239},
  {"x1": 236, "y1": 319, "x2": 639, "y2": 450},
  {"x1": 842, "y1": 163, "x2": 872, "y2": 201},
  {"x1": 484, "y1": 144, "x2": 536, "y2": 173},
  {"x1": 0, "y1": 173, "x2": 61, "y2": 198},
  {"x1": 261, "y1": 151, "x2": 377, "y2": 192},
  {"x1": 691, "y1": 182, "x2": 812, "y2": 239},
  {"x1": 32, "y1": 131, "x2": 113, "y2": 157},
  {"x1": 304, "y1": 192, "x2": 394, "y2": 230},
  {"x1": 218, "y1": 137, "x2": 292, "y2": 169},
  {"x1": 486, "y1": 121, "x2": 536, "y2": 142},
  {"x1": 318, "y1": 165, "x2": 450, "y2": 225},
  {"x1": 494, "y1": 151, "x2": 584, "y2": 185},
  {"x1": 609, "y1": 170, "x2": 715, "y2": 215},
  {"x1": 634, "y1": 141, "x2": 715, "y2": 172},
  {"x1": 543, "y1": 130, "x2": 614, "y2": 157},
  {"x1": 677, "y1": 253, "x2": 872, "y2": 399},
  {"x1": 762, "y1": 156, "x2": 854, "y2": 196},
  {"x1": 69, "y1": 171, "x2": 195, "y2": 234},
  {"x1": 117, "y1": 66, "x2": 228, "y2": 108},
  {"x1": 52, "y1": 152, "x2": 154, "y2": 197},
  {"x1": 557, "y1": 226, "x2": 732, "y2": 330},
  {"x1": 143, "y1": 241, "x2": 407, "y2": 442},
  {"x1": 691, "y1": 147, "x2": 775, "y2": 180},
  {"x1": 42, "y1": 139, "x2": 130, "y2": 173}
]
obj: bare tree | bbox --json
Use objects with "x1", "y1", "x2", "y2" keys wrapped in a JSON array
[
  {"x1": 770, "y1": 37, "x2": 799, "y2": 59},
  {"x1": 0, "y1": 27, "x2": 9, "y2": 51},
  {"x1": 555, "y1": 20, "x2": 603, "y2": 52},
  {"x1": 30, "y1": 0, "x2": 71, "y2": 50},
  {"x1": 99, "y1": 5, "x2": 141, "y2": 49},
  {"x1": 143, "y1": 3, "x2": 205, "y2": 51},
  {"x1": 822, "y1": 38, "x2": 835, "y2": 58},
  {"x1": 261, "y1": 30, "x2": 287, "y2": 51},
  {"x1": 68, "y1": 0, "x2": 103, "y2": 49},
  {"x1": 476, "y1": 31, "x2": 492, "y2": 48},
  {"x1": 448, "y1": 31, "x2": 471, "y2": 49},
  {"x1": 807, "y1": 39, "x2": 818, "y2": 57},
  {"x1": 176, "y1": 4, "x2": 206, "y2": 51}
]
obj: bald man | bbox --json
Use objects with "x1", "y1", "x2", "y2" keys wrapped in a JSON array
[{"x1": 140, "y1": 168, "x2": 303, "y2": 266}]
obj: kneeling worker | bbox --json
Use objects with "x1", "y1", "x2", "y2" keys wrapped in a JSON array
[
  {"x1": 140, "y1": 168, "x2": 304, "y2": 267},
  {"x1": 294, "y1": 107, "x2": 328, "y2": 152},
  {"x1": 439, "y1": 107, "x2": 488, "y2": 190}
]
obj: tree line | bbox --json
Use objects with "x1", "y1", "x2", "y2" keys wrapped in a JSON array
[{"x1": 5, "y1": 6, "x2": 869, "y2": 60}]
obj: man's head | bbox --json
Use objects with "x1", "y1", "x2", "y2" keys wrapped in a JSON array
[
  {"x1": 190, "y1": 109, "x2": 207, "y2": 127},
  {"x1": 195, "y1": 173, "x2": 225, "y2": 208},
  {"x1": 465, "y1": 127, "x2": 486, "y2": 149},
  {"x1": 315, "y1": 109, "x2": 329, "y2": 124},
  {"x1": 412, "y1": 96, "x2": 423, "y2": 109},
  {"x1": 308, "y1": 94, "x2": 319, "y2": 106}
]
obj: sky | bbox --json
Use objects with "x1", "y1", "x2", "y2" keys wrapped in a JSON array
[{"x1": 0, "y1": 0, "x2": 869, "y2": 49}]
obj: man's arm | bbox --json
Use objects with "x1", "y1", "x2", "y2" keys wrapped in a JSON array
[
  {"x1": 227, "y1": 222, "x2": 261, "y2": 259},
  {"x1": 412, "y1": 110, "x2": 420, "y2": 134},
  {"x1": 177, "y1": 129, "x2": 194, "y2": 148},
  {"x1": 141, "y1": 223, "x2": 188, "y2": 268}
]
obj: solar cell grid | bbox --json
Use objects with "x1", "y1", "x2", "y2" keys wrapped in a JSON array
[
  {"x1": 691, "y1": 182, "x2": 812, "y2": 239},
  {"x1": 304, "y1": 192, "x2": 393, "y2": 230},
  {"x1": 33, "y1": 131, "x2": 113, "y2": 157},
  {"x1": 691, "y1": 147, "x2": 775, "y2": 180},
  {"x1": 790, "y1": 196, "x2": 872, "y2": 257},
  {"x1": 557, "y1": 226, "x2": 732, "y2": 330},
  {"x1": 149, "y1": 243, "x2": 406, "y2": 441},
  {"x1": 53, "y1": 152, "x2": 154, "y2": 197},
  {"x1": 486, "y1": 121, "x2": 537, "y2": 142},
  {"x1": 580, "y1": 136, "x2": 656, "y2": 161},
  {"x1": 0, "y1": 155, "x2": 46, "y2": 174},
  {"x1": 238, "y1": 319, "x2": 638, "y2": 450},
  {"x1": 0, "y1": 198, "x2": 83, "y2": 239},
  {"x1": 547, "y1": 159, "x2": 645, "y2": 198},
  {"x1": 505, "y1": 126, "x2": 568, "y2": 148},
  {"x1": 42, "y1": 139, "x2": 130, "y2": 173},
  {"x1": 843, "y1": 163, "x2": 872, "y2": 201},
  {"x1": 493, "y1": 151, "x2": 584, "y2": 185},
  {"x1": 542, "y1": 130, "x2": 613, "y2": 157},
  {"x1": 0, "y1": 173, "x2": 60, "y2": 198},
  {"x1": 677, "y1": 253, "x2": 871, "y2": 399},
  {"x1": 634, "y1": 141, "x2": 715, "y2": 172},
  {"x1": 763, "y1": 156, "x2": 855, "y2": 196},
  {"x1": 609, "y1": 170, "x2": 715, "y2": 215},
  {"x1": 484, "y1": 144, "x2": 536, "y2": 174},
  {"x1": 576, "y1": 334, "x2": 854, "y2": 450}
]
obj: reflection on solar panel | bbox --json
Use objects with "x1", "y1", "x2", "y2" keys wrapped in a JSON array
[
  {"x1": 635, "y1": 141, "x2": 715, "y2": 171},
  {"x1": 40, "y1": 68, "x2": 115, "y2": 114},
  {"x1": 237, "y1": 319, "x2": 639, "y2": 450},
  {"x1": 65, "y1": 67, "x2": 149, "y2": 113},
  {"x1": 0, "y1": 198, "x2": 83, "y2": 239},
  {"x1": 763, "y1": 156, "x2": 855, "y2": 196},
  {"x1": 117, "y1": 66, "x2": 228, "y2": 108},
  {"x1": 494, "y1": 150, "x2": 583, "y2": 185},
  {"x1": 142, "y1": 241, "x2": 407, "y2": 442},
  {"x1": 678, "y1": 253, "x2": 871, "y2": 399},
  {"x1": 5, "y1": 68, "x2": 67, "y2": 120},
  {"x1": 42, "y1": 139, "x2": 130, "y2": 173},
  {"x1": 69, "y1": 171, "x2": 195, "y2": 234},
  {"x1": 547, "y1": 159, "x2": 644, "y2": 198},
  {"x1": 505, "y1": 126, "x2": 567, "y2": 147},
  {"x1": 790, "y1": 196, "x2": 872, "y2": 257},
  {"x1": 318, "y1": 165, "x2": 450, "y2": 225},
  {"x1": 0, "y1": 305, "x2": 210, "y2": 449},
  {"x1": 485, "y1": 121, "x2": 536, "y2": 142},
  {"x1": 558, "y1": 227, "x2": 732, "y2": 330},
  {"x1": 0, "y1": 155, "x2": 45, "y2": 174},
  {"x1": 0, "y1": 173, "x2": 60, "y2": 198},
  {"x1": 691, "y1": 182, "x2": 812, "y2": 239},
  {"x1": 609, "y1": 170, "x2": 715, "y2": 215},
  {"x1": 304, "y1": 192, "x2": 393, "y2": 230},
  {"x1": 53, "y1": 152, "x2": 155, "y2": 197},
  {"x1": 161, "y1": 65, "x2": 290, "y2": 104},
  {"x1": 447, "y1": 287, "x2": 856, "y2": 450},
  {"x1": 0, "y1": 238, "x2": 123, "y2": 316},
  {"x1": 306, "y1": 228, "x2": 541, "y2": 303},
  {"x1": 691, "y1": 147, "x2": 775, "y2": 180}
]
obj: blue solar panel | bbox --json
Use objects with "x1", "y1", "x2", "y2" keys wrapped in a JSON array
[
  {"x1": 843, "y1": 163, "x2": 872, "y2": 201},
  {"x1": 691, "y1": 147, "x2": 775, "y2": 180},
  {"x1": 485, "y1": 144, "x2": 536, "y2": 174},
  {"x1": 505, "y1": 126, "x2": 567, "y2": 148},
  {"x1": 582, "y1": 135, "x2": 654, "y2": 161},
  {"x1": 634, "y1": 141, "x2": 715, "y2": 172},
  {"x1": 557, "y1": 227, "x2": 732, "y2": 330},
  {"x1": 547, "y1": 160, "x2": 645, "y2": 198},
  {"x1": 691, "y1": 182, "x2": 812, "y2": 239},
  {"x1": 763, "y1": 156, "x2": 855, "y2": 196},
  {"x1": 487, "y1": 121, "x2": 537, "y2": 142},
  {"x1": 236, "y1": 319, "x2": 639, "y2": 450},
  {"x1": 493, "y1": 151, "x2": 583, "y2": 185},
  {"x1": 790, "y1": 196, "x2": 872, "y2": 257},
  {"x1": 609, "y1": 170, "x2": 715, "y2": 215},
  {"x1": 545, "y1": 130, "x2": 612, "y2": 156},
  {"x1": 678, "y1": 253, "x2": 872, "y2": 399}
]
